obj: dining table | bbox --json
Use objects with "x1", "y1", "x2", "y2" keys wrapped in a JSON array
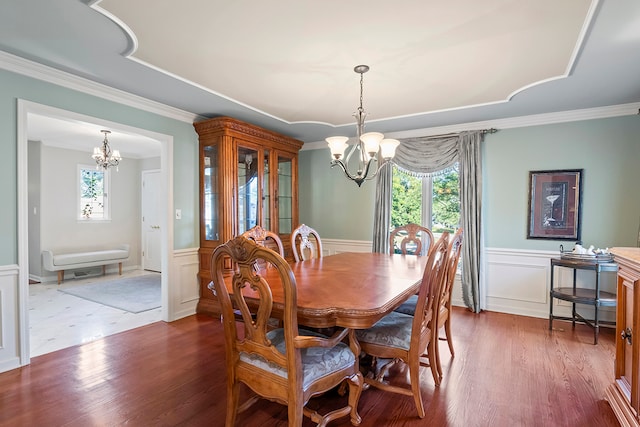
[{"x1": 224, "y1": 251, "x2": 430, "y2": 329}]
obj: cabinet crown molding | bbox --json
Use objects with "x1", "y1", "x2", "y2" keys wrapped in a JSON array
[{"x1": 194, "y1": 117, "x2": 303, "y2": 151}]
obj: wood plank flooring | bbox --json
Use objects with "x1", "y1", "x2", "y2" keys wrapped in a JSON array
[{"x1": 0, "y1": 307, "x2": 619, "y2": 426}]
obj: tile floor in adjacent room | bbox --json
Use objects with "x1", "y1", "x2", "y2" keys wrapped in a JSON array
[{"x1": 29, "y1": 269, "x2": 162, "y2": 357}]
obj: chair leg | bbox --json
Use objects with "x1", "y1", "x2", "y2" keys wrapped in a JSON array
[
  {"x1": 444, "y1": 317, "x2": 455, "y2": 357},
  {"x1": 226, "y1": 379, "x2": 240, "y2": 427},
  {"x1": 435, "y1": 333, "x2": 443, "y2": 379},
  {"x1": 409, "y1": 355, "x2": 425, "y2": 418},
  {"x1": 427, "y1": 339, "x2": 440, "y2": 386},
  {"x1": 347, "y1": 372, "x2": 364, "y2": 426},
  {"x1": 288, "y1": 402, "x2": 304, "y2": 427}
]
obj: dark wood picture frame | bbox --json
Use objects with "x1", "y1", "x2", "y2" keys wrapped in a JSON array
[{"x1": 527, "y1": 169, "x2": 583, "y2": 240}]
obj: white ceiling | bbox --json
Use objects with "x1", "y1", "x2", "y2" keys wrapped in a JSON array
[
  {"x1": 27, "y1": 113, "x2": 161, "y2": 159},
  {"x1": 2, "y1": 0, "x2": 640, "y2": 147}
]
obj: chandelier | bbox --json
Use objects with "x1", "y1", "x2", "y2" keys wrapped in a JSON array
[
  {"x1": 91, "y1": 130, "x2": 122, "y2": 170},
  {"x1": 326, "y1": 65, "x2": 399, "y2": 187}
]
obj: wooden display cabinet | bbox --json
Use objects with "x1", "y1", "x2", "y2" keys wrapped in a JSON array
[
  {"x1": 606, "y1": 247, "x2": 640, "y2": 426},
  {"x1": 194, "y1": 117, "x2": 303, "y2": 315}
]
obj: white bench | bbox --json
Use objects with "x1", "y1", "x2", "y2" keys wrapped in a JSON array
[{"x1": 42, "y1": 244, "x2": 130, "y2": 284}]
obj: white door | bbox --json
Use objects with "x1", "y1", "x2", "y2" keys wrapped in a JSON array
[{"x1": 142, "y1": 170, "x2": 162, "y2": 272}]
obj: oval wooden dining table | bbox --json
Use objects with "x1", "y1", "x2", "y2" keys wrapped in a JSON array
[{"x1": 222, "y1": 252, "x2": 429, "y2": 329}]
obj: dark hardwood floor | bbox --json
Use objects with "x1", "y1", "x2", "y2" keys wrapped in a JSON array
[{"x1": 0, "y1": 307, "x2": 618, "y2": 426}]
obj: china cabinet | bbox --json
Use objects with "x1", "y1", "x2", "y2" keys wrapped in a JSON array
[
  {"x1": 194, "y1": 117, "x2": 303, "y2": 315},
  {"x1": 606, "y1": 247, "x2": 640, "y2": 426}
]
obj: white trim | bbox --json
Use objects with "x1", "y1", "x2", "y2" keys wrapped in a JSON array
[
  {"x1": 0, "y1": 50, "x2": 201, "y2": 124},
  {"x1": 17, "y1": 100, "x2": 30, "y2": 367},
  {"x1": 300, "y1": 102, "x2": 640, "y2": 150},
  {"x1": 321, "y1": 238, "x2": 372, "y2": 255}
]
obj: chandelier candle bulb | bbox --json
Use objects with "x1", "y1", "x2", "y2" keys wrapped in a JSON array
[
  {"x1": 360, "y1": 132, "x2": 384, "y2": 157},
  {"x1": 326, "y1": 136, "x2": 349, "y2": 160},
  {"x1": 380, "y1": 139, "x2": 400, "y2": 159}
]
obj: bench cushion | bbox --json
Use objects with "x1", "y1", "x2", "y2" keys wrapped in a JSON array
[{"x1": 53, "y1": 249, "x2": 129, "y2": 267}]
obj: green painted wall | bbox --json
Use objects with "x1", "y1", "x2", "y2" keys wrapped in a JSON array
[
  {"x1": 484, "y1": 116, "x2": 640, "y2": 250},
  {"x1": 0, "y1": 68, "x2": 199, "y2": 265},
  {"x1": 299, "y1": 149, "x2": 376, "y2": 241},
  {"x1": 300, "y1": 115, "x2": 640, "y2": 249}
]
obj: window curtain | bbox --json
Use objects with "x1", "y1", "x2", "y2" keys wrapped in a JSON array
[{"x1": 372, "y1": 130, "x2": 483, "y2": 312}]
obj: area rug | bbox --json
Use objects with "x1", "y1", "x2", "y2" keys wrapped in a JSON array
[{"x1": 59, "y1": 274, "x2": 161, "y2": 313}]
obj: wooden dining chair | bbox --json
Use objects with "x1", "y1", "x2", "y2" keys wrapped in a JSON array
[
  {"x1": 434, "y1": 228, "x2": 463, "y2": 379},
  {"x1": 391, "y1": 224, "x2": 434, "y2": 316},
  {"x1": 241, "y1": 225, "x2": 285, "y2": 257},
  {"x1": 389, "y1": 223, "x2": 434, "y2": 256},
  {"x1": 210, "y1": 236, "x2": 364, "y2": 427},
  {"x1": 291, "y1": 224, "x2": 323, "y2": 262},
  {"x1": 355, "y1": 232, "x2": 450, "y2": 419}
]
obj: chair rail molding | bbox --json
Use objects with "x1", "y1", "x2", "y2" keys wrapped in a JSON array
[{"x1": 321, "y1": 238, "x2": 372, "y2": 255}]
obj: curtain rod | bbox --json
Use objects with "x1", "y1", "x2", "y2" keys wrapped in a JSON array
[{"x1": 482, "y1": 128, "x2": 498, "y2": 135}]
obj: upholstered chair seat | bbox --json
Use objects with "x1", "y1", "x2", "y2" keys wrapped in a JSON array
[
  {"x1": 355, "y1": 311, "x2": 414, "y2": 351},
  {"x1": 240, "y1": 328, "x2": 357, "y2": 389},
  {"x1": 393, "y1": 295, "x2": 418, "y2": 317}
]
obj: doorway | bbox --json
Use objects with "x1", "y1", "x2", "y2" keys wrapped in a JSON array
[{"x1": 17, "y1": 100, "x2": 173, "y2": 364}]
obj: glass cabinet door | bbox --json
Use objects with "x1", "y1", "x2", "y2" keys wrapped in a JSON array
[
  {"x1": 237, "y1": 146, "x2": 259, "y2": 235},
  {"x1": 262, "y1": 149, "x2": 271, "y2": 231},
  {"x1": 203, "y1": 145, "x2": 219, "y2": 242},
  {"x1": 277, "y1": 154, "x2": 293, "y2": 234}
]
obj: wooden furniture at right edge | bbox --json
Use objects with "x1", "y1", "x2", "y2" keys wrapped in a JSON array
[{"x1": 606, "y1": 247, "x2": 640, "y2": 427}]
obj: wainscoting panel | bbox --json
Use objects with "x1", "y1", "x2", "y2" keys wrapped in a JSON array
[
  {"x1": 485, "y1": 248, "x2": 616, "y2": 322},
  {"x1": 0, "y1": 265, "x2": 20, "y2": 373},
  {"x1": 321, "y1": 239, "x2": 372, "y2": 255},
  {"x1": 170, "y1": 248, "x2": 200, "y2": 321},
  {"x1": 485, "y1": 248, "x2": 556, "y2": 318}
]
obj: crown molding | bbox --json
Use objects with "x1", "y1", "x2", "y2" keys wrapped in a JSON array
[
  {"x1": 0, "y1": 50, "x2": 202, "y2": 124},
  {"x1": 301, "y1": 102, "x2": 640, "y2": 151},
  {"x1": 3, "y1": 50, "x2": 638, "y2": 149}
]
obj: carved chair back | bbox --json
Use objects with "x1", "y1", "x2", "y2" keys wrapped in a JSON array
[
  {"x1": 241, "y1": 225, "x2": 285, "y2": 257},
  {"x1": 389, "y1": 223, "x2": 434, "y2": 256},
  {"x1": 291, "y1": 224, "x2": 323, "y2": 262}
]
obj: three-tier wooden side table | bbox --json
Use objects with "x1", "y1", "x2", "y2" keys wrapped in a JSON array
[{"x1": 548, "y1": 257, "x2": 618, "y2": 344}]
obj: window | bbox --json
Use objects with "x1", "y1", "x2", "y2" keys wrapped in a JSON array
[
  {"x1": 78, "y1": 165, "x2": 110, "y2": 220},
  {"x1": 391, "y1": 163, "x2": 460, "y2": 238}
]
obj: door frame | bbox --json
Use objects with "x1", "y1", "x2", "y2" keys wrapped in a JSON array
[{"x1": 17, "y1": 99, "x2": 174, "y2": 367}]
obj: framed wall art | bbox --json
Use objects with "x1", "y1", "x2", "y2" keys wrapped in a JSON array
[{"x1": 527, "y1": 169, "x2": 583, "y2": 240}]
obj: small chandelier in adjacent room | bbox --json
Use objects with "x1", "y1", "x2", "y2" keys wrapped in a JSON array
[
  {"x1": 92, "y1": 130, "x2": 122, "y2": 170},
  {"x1": 326, "y1": 65, "x2": 399, "y2": 187}
]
